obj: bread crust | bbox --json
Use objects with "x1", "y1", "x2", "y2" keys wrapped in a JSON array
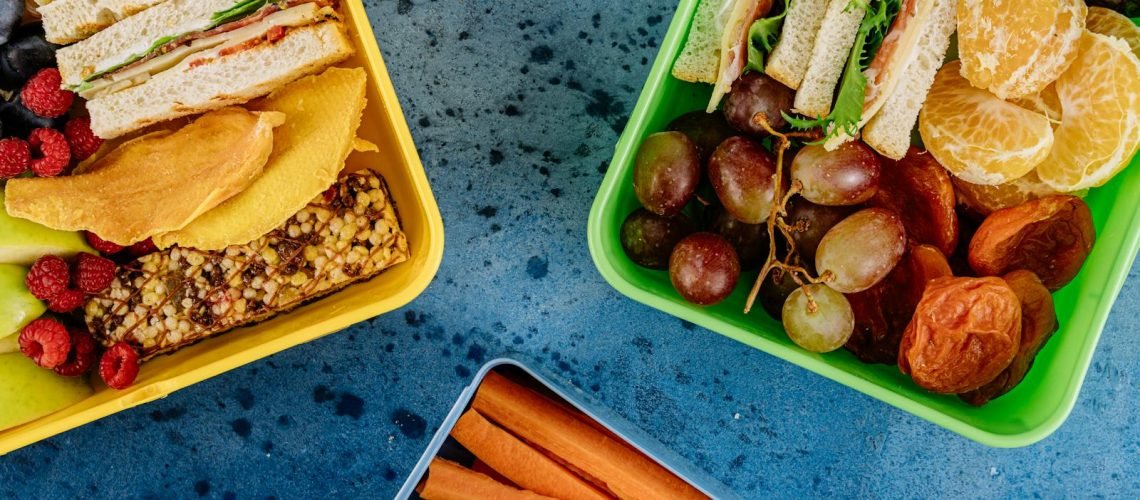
[{"x1": 41, "y1": 0, "x2": 171, "y2": 45}]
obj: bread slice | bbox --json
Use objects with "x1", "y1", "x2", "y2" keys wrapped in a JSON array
[
  {"x1": 672, "y1": 0, "x2": 731, "y2": 83},
  {"x1": 40, "y1": 0, "x2": 171, "y2": 45},
  {"x1": 57, "y1": 0, "x2": 240, "y2": 89},
  {"x1": 792, "y1": 0, "x2": 865, "y2": 118},
  {"x1": 87, "y1": 21, "x2": 354, "y2": 139},
  {"x1": 765, "y1": 0, "x2": 829, "y2": 89},
  {"x1": 822, "y1": 0, "x2": 935, "y2": 150},
  {"x1": 864, "y1": 0, "x2": 957, "y2": 160}
]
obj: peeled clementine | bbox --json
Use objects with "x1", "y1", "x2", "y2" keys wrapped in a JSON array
[
  {"x1": 1086, "y1": 6, "x2": 1140, "y2": 59},
  {"x1": 957, "y1": 0, "x2": 1086, "y2": 99},
  {"x1": 1036, "y1": 31, "x2": 1140, "y2": 191},
  {"x1": 953, "y1": 170, "x2": 1079, "y2": 216},
  {"x1": 919, "y1": 61, "x2": 1054, "y2": 185}
]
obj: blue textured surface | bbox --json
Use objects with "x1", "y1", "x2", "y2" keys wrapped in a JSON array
[{"x1": 3, "y1": 1, "x2": 1139, "y2": 497}]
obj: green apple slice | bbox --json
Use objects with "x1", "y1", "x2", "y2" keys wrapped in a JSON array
[
  {"x1": 0, "y1": 353, "x2": 93, "y2": 432},
  {"x1": 0, "y1": 265, "x2": 46, "y2": 340},
  {"x1": 0, "y1": 335, "x2": 16, "y2": 354},
  {"x1": 0, "y1": 189, "x2": 94, "y2": 266}
]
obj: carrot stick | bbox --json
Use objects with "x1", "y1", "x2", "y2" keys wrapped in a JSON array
[
  {"x1": 522, "y1": 436, "x2": 618, "y2": 496},
  {"x1": 418, "y1": 458, "x2": 553, "y2": 500},
  {"x1": 451, "y1": 410, "x2": 611, "y2": 500},
  {"x1": 472, "y1": 372, "x2": 707, "y2": 500},
  {"x1": 471, "y1": 459, "x2": 518, "y2": 488}
]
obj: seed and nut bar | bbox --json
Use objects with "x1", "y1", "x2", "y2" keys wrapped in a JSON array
[{"x1": 83, "y1": 170, "x2": 409, "y2": 360}]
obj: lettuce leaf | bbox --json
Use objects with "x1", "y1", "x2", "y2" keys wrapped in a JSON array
[
  {"x1": 744, "y1": 0, "x2": 790, "y2": 75},
  {"x1": 784, "y1": 0, "x2": 901, "y2": 141},
  {"x1": 212, "y1": 0, "x2": 273, "y2": 25},
  {"x1": 75, "y1": 33, "x2": 185, "y2": 89}
]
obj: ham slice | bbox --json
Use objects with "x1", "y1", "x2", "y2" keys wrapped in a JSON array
[{"x1": 706, "y1": 0, "x2": 774, "y2": 113}]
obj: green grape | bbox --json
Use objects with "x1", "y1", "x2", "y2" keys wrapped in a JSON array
[
  {"x1": 669, "y1": 233, "x2": 740, "y2": 306},
  {"x1": 782, "y1": 284, "x2": 855, "y2": 353},
  {"x1": 758, "y1": 268, "x2": 800, "y2": 320},
  {"x1": 815, "y1": 208, "x2": 907, "y2": 293},
  {"x1": 666, "y1": 111, "x2": 735, "y2": 161},
  {"x1": 790, "y1": 142, "x2": 881, "y2": 206},
  {"x1": 722, "y1": 73, "x2": 795, "y2": 136},
  {"x1": 620, "y1": 209, "x2": 696, "y2": 269},
  {"x1": 707, "y1": 205, "x2": 769, "y2": 270},
  {"x1": 633, "y1": 131, "x2": 701, "y2": 217},
  {"x1": 708, "y1": 136, "x2": 777, "y2": 224}
]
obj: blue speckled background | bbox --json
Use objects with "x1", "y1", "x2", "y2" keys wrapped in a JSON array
[{"x1": 3, "y1": 0, "x2": 1139, "y2": 497}]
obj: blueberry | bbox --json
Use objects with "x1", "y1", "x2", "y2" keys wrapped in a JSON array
[
  {"x1": 0, "y1": 0, "x2": 22, "y2": 46},
  {"x1": 0, "y1": 24, "x2": 59, "y2": 91},
  {"x1": 0, "y1": 94, "x2": 66, "y2": 139}
]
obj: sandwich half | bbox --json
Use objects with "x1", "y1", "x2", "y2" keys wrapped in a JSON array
[
  {"x1": 862, "y1": 0, "x2": 956, "y2": 159},
  {"x1": 669, "y1": 0, "x2": 956, "y2": 160},
  {"x1": 38, "y1": 0, "x2": 171, "y2": 45},
  {"x1": 792, "y1": 0, "x2": 867, "y2": 118},
  {"x1": 56, "y1": 0, "x2": 354, "y2": 139},
  {"x1": 672, "y1": 0, "x2": 732, "y2": 84},
  {"x1": 707, "y1": 0, "x2": 774, "y2": 112},
  {"x1": 671, "y1": 0, "x2": 774, "y2": 111},
  {"x1": 764, "y1": 0, "x2": 828, "y2": 90}
]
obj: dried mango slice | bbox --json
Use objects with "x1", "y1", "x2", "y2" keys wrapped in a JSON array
[
  {"x1": 4, "y1": 108, "x2": 282, "y2": 245},
  {"x1": 154, "y1": 67, "x2": 368, "y2": 250}
]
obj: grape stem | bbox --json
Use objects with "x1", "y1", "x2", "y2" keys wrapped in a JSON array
[{"x1": 743, "y1": 113, "x2": 827, "y2": 315}]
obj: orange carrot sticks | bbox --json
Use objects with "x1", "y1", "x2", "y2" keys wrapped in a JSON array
[
  {"x1": 417, "y1": 458, "x2": 553, "y2": 500},
  {"x1": 451, "y1": 410, "x2": 612, "y2": 500},
  {"x1": 471, "y1": 459, "x2": 518, "y2": 488},
  {"x1": 471, "y1": 372, "x2": 707, "y2": 500}
]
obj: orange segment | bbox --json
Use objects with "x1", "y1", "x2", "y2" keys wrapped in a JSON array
[
  {"x1": 953, "y1": 170, "x2": 1079, "y2": 216},
  {"x1": 919, "y1": 61, "x2": 1054, "y2": 185},
  {"x1": 957, "y1": 0, "x2": 1086, "y2": 99},
  {"x1": 1012, "y1": 84, "x2": 1062, "y2": 126},
  {"x1": 1037, "y1": 31, "x2": 1140, "y2": 191},
  {"x1": 1086, "y1": 6, "x2": 1140, "y2": 59}
]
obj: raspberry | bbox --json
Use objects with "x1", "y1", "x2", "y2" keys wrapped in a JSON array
[
  {"x1": 64, "y1": 117, "x2": 104, "y2": 161},
  {"x1": 85, "y1": 232, "x2": 125, "y2": 255},
  {"x1": 28, "y1": 128, "x2": 71, "y2": 177},
  {"x1": 74, "y1": 252, "x2": 116, "y2": 294},
  {"x1": 54, "y1": 328, "x2": 99, "y2": 377},
  {"x1": 100, "y1": 342, "x2": 140, "y2": 390},
  {"x1": 26, "y1": 255, "x2": 71, "y2": 301},
  {"x1": 19, "y1": 318, "x2": 72, "y2": 369},
  {"x1": 0, "y1": 138, "x2": 30, "y2": 179},
  {"x1": 128, "y1": 238, "x2": 158, "y2": 257},
  {"x1": 20, "y1": 68, "x2": 74, "y2": 119},
  {"x1": 47, "y1": 288, "x2": 86, "y2": 313}
]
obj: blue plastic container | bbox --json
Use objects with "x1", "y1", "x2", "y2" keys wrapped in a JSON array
[{"x1": 398, "y1": 358, "x2": 737, "y2": 499}]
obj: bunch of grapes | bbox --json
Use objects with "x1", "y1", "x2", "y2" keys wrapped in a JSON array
[{"x1": 620, "y1": 73, "x2": 907, "y2": 353}]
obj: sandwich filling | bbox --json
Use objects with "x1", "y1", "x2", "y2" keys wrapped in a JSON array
[
  {"x1": 820, "y1": 0, "x2": 931, "y2": 149},
  {"x1": 784, "y1": 0, "x2": 909, "y2": 142},
  {"x1": 707, "y1": 0, "x2": 774, "y2": 112},
  {"x1": 74, "y1": 0, "x2": 339, "y2": 99}
]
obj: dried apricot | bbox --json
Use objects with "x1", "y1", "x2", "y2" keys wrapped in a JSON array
[
  {"x1": 968, "y1": 195, "x2": 1094, "y2": 290},
  {"x1": 872, "y1": 148, "x2": 959, "y2": 256},
  {"x1": 846, "y1": 245, "x2": 953, "y2": 364},
  {"x1": 899, "y1": 277, "x2": 1021, "y2": 394},
  {"x1": 960, "y1": 270, "x2": 1059, "y2": 406}
]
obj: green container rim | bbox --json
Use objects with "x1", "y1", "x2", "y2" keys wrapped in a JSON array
[{"x1": 587, "y1": 0, "x2": 1140, "y2": 448}]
